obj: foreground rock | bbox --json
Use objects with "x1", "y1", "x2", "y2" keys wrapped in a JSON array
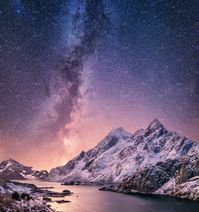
[
  {"x1": 0, "y1": 179, "x2": 54, "y2": 211},
  {"x1": 61, "y1": 181, "x2": 81, "y2": 186},
  {"x1": 99, "y1": 184, "x2": 118, "y2": 192},
  {"x1": 55, "y1": 200, "x2": 71, "y2": 204},
  {"x1": 0, "y1": 158, "x2": 48, "y2": 180},
  {"x1": 44, "y1": 190, "x2": 72, "y2": 198},
  {"x1": 0, "y1": 179, "x2": 72, "y2": 211}
]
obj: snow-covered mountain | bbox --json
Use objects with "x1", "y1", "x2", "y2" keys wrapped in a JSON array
[
  {"x1": 0, "y1": 159, "x2": 48, "y2": 180},
  {"x1": 48, "y1": 119, "x2": 199, "y2": 186}
]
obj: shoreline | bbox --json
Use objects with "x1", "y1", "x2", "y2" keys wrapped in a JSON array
[{"x1": 0, "y1": 179, "x2": 72, "y2": 212}]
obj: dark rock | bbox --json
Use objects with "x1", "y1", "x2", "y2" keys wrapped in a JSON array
[
  {"x1": 39, "y1": 186, "x2": 54, "y2": 190},
  {"x1": 21, "y1": 193, "x2": 31, "y2": 201},
  {"x1": 44, "y1": 189, "x2": 72, "y2": 197},
  {"x1": 12, "y1": 192, "x2": 21, "y2": 201},
  {"x1": 175, "y1": 156, "x2": 199, "y2": 184},
  {"x1": 119, "y1": 166, "x2": 170, "y2": 193},
  {"x1": 55, "y1": 200, "x2": 70, "y2": 204},
  {"x1": 118, "y1": 159, "x2": 182, "y2": 193},
  {"x1": 62, "y1": 189, "x2": 71, "y2": 194},
  {"x1": 82, "y1": 159, "x2": 95, "y2": 171},
  {"x1": 62, "y1": 181, "x2": 80, "y2": 185},
  {"x1": 76, "y1": 151, "x2": 85, "y2": 161},
  {"x1": 99, "y1": 185, "x2": 118, "y2": 192},
  {"x1": 43, "y1": 197, "x2": 52, "y2": 202}
]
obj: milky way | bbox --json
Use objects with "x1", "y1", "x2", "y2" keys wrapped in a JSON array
[{"x1": 0, "y1": 0, "x2": 198, "y2": 169}]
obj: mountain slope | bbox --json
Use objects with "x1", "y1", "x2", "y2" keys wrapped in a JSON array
[
  {"x1": 0, "y1": 159, "x2": 48, "y2": 180},
  {"x1": 49, "y1": 127, "x2": 133, "y2": 182},
  {"x1": 48, "y1": 119, "x2": 199, "y2": 186}
]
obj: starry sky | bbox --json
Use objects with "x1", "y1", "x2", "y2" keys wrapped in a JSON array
[{"x1": 0, "y1": 0, "x2": 199, "y2": 170}]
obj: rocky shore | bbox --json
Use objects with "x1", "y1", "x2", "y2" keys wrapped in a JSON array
[
  {"x1": 0, "y1": 179, "x2": 72, "y2": 211},
  {"x1": 99, "y1": 156, "x2": 199, "y2": 201}
]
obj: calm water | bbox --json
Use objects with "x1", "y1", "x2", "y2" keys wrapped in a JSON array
[{"x1": 16, "y1": 180, "x2": 199, "y2": 212}]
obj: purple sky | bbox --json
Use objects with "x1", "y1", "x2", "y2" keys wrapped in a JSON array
[{"x1": 0, "y1": 0, "x2": 198, "y2": 169}]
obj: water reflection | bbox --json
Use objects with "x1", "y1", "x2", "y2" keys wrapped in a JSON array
[{"x1": 17, "y1": 180, "x2": 199, "y2": 212}]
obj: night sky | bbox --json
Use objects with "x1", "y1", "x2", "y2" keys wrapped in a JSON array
[{"x1": 0, "y1": 0, "x2": 199, "y2": 169}]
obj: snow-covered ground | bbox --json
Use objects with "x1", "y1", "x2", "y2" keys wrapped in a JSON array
[{"x1": 0, "y1": 180, "x2": 54, "y2": 211}]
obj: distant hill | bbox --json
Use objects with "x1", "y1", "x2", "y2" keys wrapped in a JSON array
[{"x1": 0, "y1": 158, "x2": 48, "y2": 180}]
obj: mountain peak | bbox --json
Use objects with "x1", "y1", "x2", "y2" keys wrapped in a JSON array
[
  {"x1": 0, "y1": 158, "x2": 31, "y2": 169},
  {"x1": 147, "y1": 119, "x2": 164, "y2": 130},
  {"x1": 0, "y1": 158, "x2": 48, "y2": 180},
  {"x1": 144, "y1": 119, "x2": 166, "y2": 136},
  {"x1": 2, "y1": 158, "x2": 20, "y2": 166},
  {"x1": 8, "y1": 158, "x2": 19, "y2": 163},
  {"x1": 109, "y1": 127, "x2": 132, "y2": 139},
  {"x1": 110, "y1": 127, "x2": 126, "y2": 134}
]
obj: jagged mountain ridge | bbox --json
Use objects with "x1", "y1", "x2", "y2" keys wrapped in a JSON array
[
  {"x1": 0, "y1": 158, "x2": 48, "y2": 180},
  {"x1": 48, "y1": 119, "x2": 198, "y2": 184}
]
